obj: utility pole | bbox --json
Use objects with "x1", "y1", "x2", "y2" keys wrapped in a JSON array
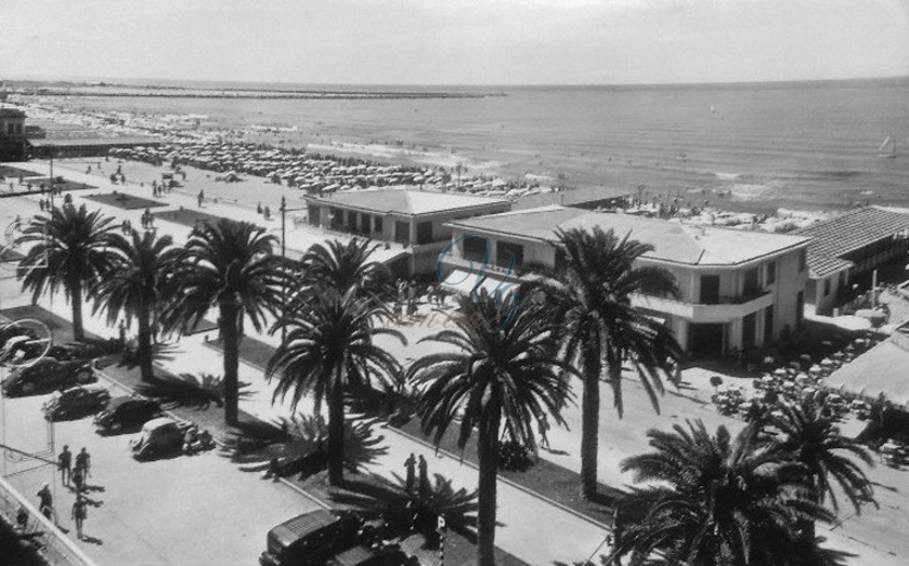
[{"x1": 279, "y1": 196, "x2": 307, "y2": 343}]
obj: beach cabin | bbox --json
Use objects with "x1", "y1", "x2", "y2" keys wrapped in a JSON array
[
  {"x1": 444, "y1": 206, "x2": 811, "y2": 359},
  {"x1": 795, "y1": 206, "x2": 909, "y2": 315},
  {"x1": 304, "y1": 189, "x2": 511, "y2": 276}
]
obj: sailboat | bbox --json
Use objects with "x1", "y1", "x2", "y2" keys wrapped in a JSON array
[{"x1": 877, "y1": 135, "x2": 896, "y2": 159}]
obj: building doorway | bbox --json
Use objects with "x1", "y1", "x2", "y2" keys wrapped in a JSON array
[{"x1": 689, "y1": 323, "x2": 724, "y2": 359}]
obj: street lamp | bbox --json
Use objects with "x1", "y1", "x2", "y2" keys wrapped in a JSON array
[{"x1": 279, "y1": 195, "x2": 307, "y2": 342}]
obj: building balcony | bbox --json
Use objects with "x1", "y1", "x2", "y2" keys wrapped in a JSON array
[{"x1": 632, "y1": 290, "x2": 774, "y2": 323}]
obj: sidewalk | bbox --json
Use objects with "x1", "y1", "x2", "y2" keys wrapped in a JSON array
[{"x1": 1, "y1": 161, "x2": 611, "y2": 565}]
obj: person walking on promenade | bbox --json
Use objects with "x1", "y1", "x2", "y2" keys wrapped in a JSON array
[
  {"x1": 197, "y1": 190, "x2": 204, "y2": 207},
  {"x1": 418, "y1": 454, "x2": 429, "y2": 497},
  {"x1": 37, "y1": 483, "x2": 56, "y2": 522},
  {"x1": 538, "y1": 418, "x2": 551, "y2": 451},
  {"x1": 58, "y1": 445, "x2": 72, "y2": 487},
  {"x1": 75, "y1": 447, "x2": 91, "y2": 480},
  {"x1": 71, "y1": 495, "x2": 88, "y2": 540},
  {"x1": 404, "y1": 453, "x2": 417, "y2": 492},
  {"x1": 72, "y1": 465, "x2": 85, "y2": 493}
]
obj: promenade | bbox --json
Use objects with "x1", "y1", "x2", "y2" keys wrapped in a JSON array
[
  {"x1": 0, "y1": 160, "x2": 609, "y2": 565},
  {"x1": 2, "y1": 158, "x2": 906, "y2": 566}
]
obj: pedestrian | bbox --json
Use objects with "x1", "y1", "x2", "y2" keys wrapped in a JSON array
[
  {"x1": 538, "y1": 419, "x2": 550, "y2": 451},
  {"x1": 75, "y1": 447, "x2": 91, "y2": 479},
  {"x1": 404, "y1": 453, "x2": 416, "y2": 492},
  {"x1": 72, "y1": 464, "x2": 85, "y2": 493},
  {"x1": 37, "y1": 483, "x2": 54, "y2": 521},
  {"x1": 39, "y1": 199, "x2": 45, "y2": 211},
  {"x1": 197, "y1": 190, "x2": 204, "y2": 207},
  {"x1": 71, "y1": 495, "x2": 88, "y2": 540},
  {"x1": 58, "y1": 445, "x2": 72, "y2": 486},
  {"x1": 418, "y1": 454, "x2": 429, "y2": 496}
]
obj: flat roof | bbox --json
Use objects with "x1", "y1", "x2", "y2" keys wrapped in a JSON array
[
  {"x1": 795, "y1": 206, "x2": 909, "y2": 278},
  {"x1": 307, "y1": 189, "x2": 510, "y2": 216},
  {"x1": 448, "y1": 205, "x2": 810, "y2": 266}
]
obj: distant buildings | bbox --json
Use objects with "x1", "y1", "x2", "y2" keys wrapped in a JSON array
[
  {"x1": 795, "y1": 206, "x2": 909, "y2": 315},
  {"x1": 0, "y1": 107, "x2": 27, "y2": 161},
  {"x1": 443, "y1": 206, "x2": 811, "y2": 358},
  {"x1": 304, "y1": 189, "x2": 511, "y2": 275}
]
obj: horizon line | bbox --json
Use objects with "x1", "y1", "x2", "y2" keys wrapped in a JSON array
[{"x1": 5, "y1": 73, "x2": 909, "y2": 91}]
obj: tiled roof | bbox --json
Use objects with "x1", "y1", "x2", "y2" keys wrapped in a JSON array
[
  {"x1": 795, "y1": 207, "x2": 909, "y2": 279},
  {"x1": 307, "y1": 189, "x2": 509, "y2": 215},
  {"x1": 448, "y1": 206, "x2": 810, "y2": 266}
]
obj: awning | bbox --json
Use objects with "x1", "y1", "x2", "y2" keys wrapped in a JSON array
[
  {"x1": 824, "y1": 341, "x2": 909, "y2": 408},
  {"x1": 437, "y1": 268, "x2": 515, "y2": 298}
]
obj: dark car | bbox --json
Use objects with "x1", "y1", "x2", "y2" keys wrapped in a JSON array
[
  {"x1": 259, "y1": 510, "x2": 363, "y2": 566},
  {"x1": 43, "y1": 384, "x2": 111, "y2": 421},
  {"x1": 1, "y1": 357, "x2": 96, "y2": 396},
  {"x1": 327, "y1": 545, "x2": 407, "y2": 566},
  {"x1": 94, "y1": 396, "x2": 162, "y2": 433}
]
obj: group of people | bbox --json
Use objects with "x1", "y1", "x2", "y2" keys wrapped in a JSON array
[
  {"x1": 140, "y1": 207, "x2": 156, "y2": 229},
  {"x1": 403, "y1": 453, "x2": 430, "y2": 496},
  {"x1": 33, "y1": 446, "x2": 95, "y2": 540}
]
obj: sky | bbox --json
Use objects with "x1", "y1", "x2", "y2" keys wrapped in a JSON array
[{"x1": 1, "y1": 0, "x2": 908, "y2": 86}]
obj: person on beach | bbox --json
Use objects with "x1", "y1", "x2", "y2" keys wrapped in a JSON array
[
  {"x1": 404, "y1": 453, "x2": 416, "y2": 492},
  {"x1": 72, "y1": 495, "x2": 88, "y2": 540},
  {"x1": 58, "y1": 445, "x2": 72, "y2": 486}
]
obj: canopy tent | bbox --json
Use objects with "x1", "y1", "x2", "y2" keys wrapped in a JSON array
[{"x1": 824, "y1": 341, "x2": 909, "y2": 408}]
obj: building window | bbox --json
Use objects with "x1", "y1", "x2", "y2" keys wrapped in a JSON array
[
  {"x1": 497, "y1": 241, "x2": 524, "y2": 269},
  {"x1": 796, "y1": 291, "x2": 804, "y2": 326},
  {"x1": 743, "y1": 267, "x2": 760, "y2": 296},
  {"x1": 700, "y1": 275, "x2": 720, "y2": 304},
  {"x1": 462, "y1": 235, "x2": 489, "y2": 262},
  {"x1": 309, "y1": 206, "x2": 320, "y2": 226},
  {"x1": 798, "y1": 249, "x2": 807, "y2": 272},
  {"x1": 416, "y1": 221, "x2": 433, "y2": 245},
  {"x1": 764, "y1": 305, "x2": 774, "y2": 344},
  {"x1": 395, "y1": 221, "x2": 410, "y2": 245},
  {"x1": 766, "y1": 260, "x2": 776, "y2": 285},
  {"x1": 374, "y1": 216, "x2": 383, "y2": 234},
  {"x1": 823, "y1": 278, "x2": 831, "y2": 296}
]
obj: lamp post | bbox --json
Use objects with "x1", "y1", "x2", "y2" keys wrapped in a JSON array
[{"x1": 279, "y1": 195, "x2": 307, "y2": 342}]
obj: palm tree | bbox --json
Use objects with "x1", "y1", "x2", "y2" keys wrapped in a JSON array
[
  {"x1": 15, "y1": 204, "x2": 119, "y2": 341},
  {"x1": 614, "y1": 420, "x2": 836, "y2": 566},
  {"x1": 91, "y1": 229, "x2": 177, "y2": 382},
  {"x1": 771, "y1": 396, "x2": 876, "y2": 541},
  {"x1": 267, "y1": 289, "x2": 404, "y2": 485},
  {"x1": 298, "y1": 237, "x2": 391, "y2": 300},
  {"x1": 407, "y1": 295, "x2": 571, "y2": 566},
  {"x1": 161, "y1": 219, "x2": 286, "y2": 425},
  {"x1": 528, "y1": 226, "x2": 684, "y2": 499}
]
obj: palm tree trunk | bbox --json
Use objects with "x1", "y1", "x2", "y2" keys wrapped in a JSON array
[
  {"x1": 477, "y1": 413, "x2": 500, "y2": 566},
  {"x1": 70, "y1": 277, "x2": 84, "y2": 342},
  {"x1": 137, "y1": 301, "x2": 153, "y2": 382},
  {"x1": 580, "y1": 354, "x2": 602, "y2": 499},
  {"x1": 327, "y1": 375, "x2": 345, "y2": 485},
  {"x1": 219, "y1": 301, "x2": 240, "y2": 426}
]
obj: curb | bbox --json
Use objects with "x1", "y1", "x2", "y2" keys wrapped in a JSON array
[{"x1": 386, "y1": 423, "x2": 611, "y2": 532}]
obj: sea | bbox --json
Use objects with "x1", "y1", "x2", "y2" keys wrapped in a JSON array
[{"x1": 30, "y1": 76, "x2": 909, "y2": 214}]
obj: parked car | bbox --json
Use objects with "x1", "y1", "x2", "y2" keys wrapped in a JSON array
[
  {"x1": 259, "y1": 510, "x2": 363, "y2": 566},
  {"x1": 327, "y1": 545, "x2": 407, "y2": 566},
  {"x1": 1, "y1": 357, "x2": 96, "y2": 396},
  {"x1": 43, "y1": 384, "x2": 111, "y2": 421},
  {"x1": 94, "y1": 396, "x2": 162, "y2": 433},
  {"x1": 130, "y1": 417, "x2": 185, "y2": 460}
]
